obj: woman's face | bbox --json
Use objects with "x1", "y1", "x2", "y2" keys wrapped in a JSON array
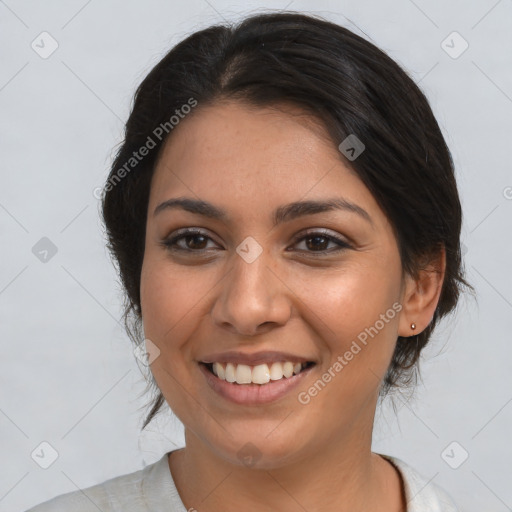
[{"x1": 140, "y1": 100, "x2": 412, "y2": 468}]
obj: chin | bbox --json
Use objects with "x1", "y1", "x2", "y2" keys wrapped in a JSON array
[{"x1": 208, "y1": 431, "x2": 307, "y2": 470}]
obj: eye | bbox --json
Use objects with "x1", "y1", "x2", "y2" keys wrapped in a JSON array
[
  {"x1": 290, "y1": 229, "x2": 352, "y2": 255},
  {"x1": 160, "y1": 228, "x2": 352, "y2": 255},
  {"x1": 160, "y1": 228, "x2": 220, "y2": 253}
]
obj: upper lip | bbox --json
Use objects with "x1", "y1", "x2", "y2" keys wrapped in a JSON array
[{"x1": 199, "y1": 350, "x2": 316, "y2": 366}]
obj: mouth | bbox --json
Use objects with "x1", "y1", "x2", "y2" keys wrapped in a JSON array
[
  {"x1": 198, "y1": 360, "x2": 317, "y2": 405},
  {"x1": 200, "y1": 361, "x2": 316, "y2": 384}
]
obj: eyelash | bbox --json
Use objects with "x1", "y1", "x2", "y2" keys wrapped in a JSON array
[{"x1": 160, "y1": 228, "x2": 352, "y2": 256}]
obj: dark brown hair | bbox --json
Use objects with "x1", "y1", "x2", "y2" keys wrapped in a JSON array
[{"x1": 101, "y1": 11, "x2": 474, "y2": 429}]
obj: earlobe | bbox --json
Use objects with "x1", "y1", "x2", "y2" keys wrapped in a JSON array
[{"x1": 398, "y1": 246, "x2": 446, "y2": 337}]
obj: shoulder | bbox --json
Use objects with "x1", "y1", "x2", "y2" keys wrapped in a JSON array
[
  {"x1": 380, "y1": 454, "x2": 460, "y2": 512},
  {"x1": 24, "y1": 453, "x2": 176, "y2": 512}
]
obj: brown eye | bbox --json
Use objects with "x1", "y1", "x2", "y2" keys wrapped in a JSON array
[
  {"x1": 181, "y1": 234, "x2": 209, "y2": 250},
  {"x1": 304, "y1": 234, "x2": 330, "y2": 251},
  {"x1": 291, "y1": 230, "x2": 352, "y2": 255},
  {"x1": 161, "y1": 229, "x2": 219, "y2": 253}
]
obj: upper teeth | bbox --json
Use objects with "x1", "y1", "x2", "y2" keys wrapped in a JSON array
[{"x1": 211, "y1": 362, "x2": 307, "y2": 385}]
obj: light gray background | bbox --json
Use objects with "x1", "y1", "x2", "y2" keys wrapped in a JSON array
[{"x1": 1, "y1": 1, "x2": 511, "y2": 511}]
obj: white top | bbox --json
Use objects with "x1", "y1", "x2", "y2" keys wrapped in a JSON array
[{"x1": 26, "y1": 451, "x2": 459, "y2": 511}]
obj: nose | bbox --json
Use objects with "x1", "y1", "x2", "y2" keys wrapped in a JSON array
[{"x1": 211, "y1": 248, "x2": 292, "y2": 337}]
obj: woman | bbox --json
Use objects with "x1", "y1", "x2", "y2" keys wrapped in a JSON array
[{"x1": 27, "y1": 11, "x2": 472, "y2": 512}]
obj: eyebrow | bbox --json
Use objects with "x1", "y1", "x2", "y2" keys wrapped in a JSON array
[{"x1": 153, "y1": 197, "x2": 373, "y2": 227}]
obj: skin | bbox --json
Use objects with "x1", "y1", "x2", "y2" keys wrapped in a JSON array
[{"x1": 140, "y1": 100, "x2": 446, "y2": 512}]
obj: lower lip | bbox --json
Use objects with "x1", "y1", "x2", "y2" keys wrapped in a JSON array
[{"x1": 199, "y1": 363, "x2": 315, "y2": 405}]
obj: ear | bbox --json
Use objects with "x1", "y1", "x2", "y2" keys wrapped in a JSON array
[{"x1": 398, "y1": 245, "x2": 446, "y2": 337}]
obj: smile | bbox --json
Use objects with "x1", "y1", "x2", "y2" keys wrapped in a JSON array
[
  {"x1": 198, "y1": 361, "x2": 316, "y2": 405},
  {"x1": 205, "y1": 361, "x2": 314, "y2": 384}
]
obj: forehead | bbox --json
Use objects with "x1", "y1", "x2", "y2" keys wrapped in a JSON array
[
  {"x1": 149, "y1": 101, "x2": 380, "y2": 226},
  {"x1": 154, "y1": 101, "x2": 336, "y2": 174}
]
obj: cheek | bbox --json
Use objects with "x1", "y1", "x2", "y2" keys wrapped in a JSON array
[
  {"x1": 140, "y1": 259, "x2": 222, "y2": 367},
  {"x1": 297, "y1": 261, "x2": 401, "y2": 369},
  {"x1": 292, "y1": 270, "x2": 401, "y2": 424},
  {"x1": 140, "y1": 260, "x2": 188, "y2": 362},
  {"x1": 141, "y1": 259, "x2": 199, "y2": 329},
  {"x1": 140, "y1": 261, "x2": 205, "y2": 413}
]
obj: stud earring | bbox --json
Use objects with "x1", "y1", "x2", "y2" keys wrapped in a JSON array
[{"x1": 410, "y1": 323, "x2": 416, "y2": 330}]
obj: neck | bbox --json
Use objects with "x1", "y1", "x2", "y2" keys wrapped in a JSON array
[{"x1": 168, "y1": 423, "x2": 405, "y2": 512}]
